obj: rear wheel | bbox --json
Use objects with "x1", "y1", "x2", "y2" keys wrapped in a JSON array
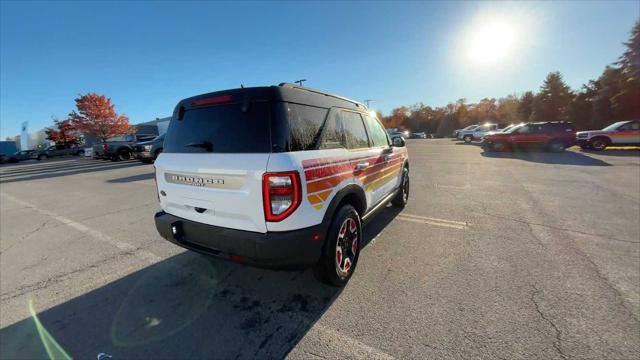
[
  {"x1": 313, "y1": 205, "x2": 361, "y2": 287},
  {"x1": 547, "y1": 140, "x2": 565, "y2": 152},
  {"x1": 590, "y1": 138, "x2": 608, "y2": 151},
  {"x1": 114, "y1": 149, "x2": 131, "y2": 161},
  {"x1": 392, "y1": 167, "x2": 409, "y2": 208},
  {"x1": 463, "y1": 135, "x2": 472, "y2": 143}
]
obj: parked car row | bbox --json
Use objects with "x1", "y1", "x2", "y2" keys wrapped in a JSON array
[
  {"x1": 0, "y1": 144, "x2": 85, "y2": 164},
  {"x1": 480, "y1": 120, "x2": 639, "y2": 152}
]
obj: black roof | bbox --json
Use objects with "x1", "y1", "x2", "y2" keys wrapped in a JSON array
[{"x1": 175, "y1": 83, "x2": 367, "y2": 115}]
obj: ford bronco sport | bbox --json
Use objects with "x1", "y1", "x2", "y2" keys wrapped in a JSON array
[{"x1": 154, "y1": 84, "x2": 410, "y2": 286}]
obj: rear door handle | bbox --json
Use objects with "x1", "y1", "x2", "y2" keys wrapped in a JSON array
[{"x1": 355, "y1": 162, "x2": 369, "y2": 171}]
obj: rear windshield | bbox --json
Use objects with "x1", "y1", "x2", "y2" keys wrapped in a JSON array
[{"x1": 164, "y1": 101, "x2": 270, "y2": 153}]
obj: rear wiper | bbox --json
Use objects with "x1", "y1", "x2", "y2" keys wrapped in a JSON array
[{"x1": 185, "y1": 141, "x2": 213, "y2": 152}]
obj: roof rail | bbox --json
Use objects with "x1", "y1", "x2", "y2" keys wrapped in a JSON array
[{"x1": 277, "y1": 83, "x2": 366, "y2": 110}]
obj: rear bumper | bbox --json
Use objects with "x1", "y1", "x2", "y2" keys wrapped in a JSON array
[{"x1": 154, "y1": 211, "x2": 325, "y2": 268}]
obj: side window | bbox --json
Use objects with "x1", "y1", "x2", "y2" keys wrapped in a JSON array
[
  {"x1": 364, "y1": 115, "x2": 390, "y2": 147},
  {"x1": 319, "y1": 111, "x2": 346, "y2": 149},
  {"x1": 620, "y1": 121, "x2": 639, "y2": 131},
  {"x1": 341, "y1": 111, "x2": 369, "y2": 150},
  {"x1": 286, "y1": 103, "x2": 328, "y2": 151}
]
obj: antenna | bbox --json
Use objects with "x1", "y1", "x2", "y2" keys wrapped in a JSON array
[
  {"x1": 294, "y1": 79, "x2": 307, "y2": 86},
  {"x1": 363, "y1": 99, "x2": 373, "y2": 108}
]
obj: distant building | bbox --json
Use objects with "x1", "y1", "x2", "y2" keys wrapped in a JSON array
[
  {"x1": 137, "y1": 117, "x2": 171, "y2": 135},
  {"x1": 7, "y1": 116, "x2": 171, "y2": 150}
]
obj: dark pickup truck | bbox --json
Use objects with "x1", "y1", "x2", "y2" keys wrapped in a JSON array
[
  {"x1": 93, "y1": 134, "x2": 156, "y2": 161},
  {"x1": 36, "y1": 144, "x2": 84, "y2": 160},
  {"x1": 132, "y1": 133, "x2": 164, "y2": 163}
]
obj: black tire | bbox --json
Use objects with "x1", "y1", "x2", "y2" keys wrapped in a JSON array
[
  {"x1": 590, "y1": 137, "x2": 609, "y2": 151},
  {"x1": 115, "y1": 149, "x2": 131, "y2": 161},
  {"x1": 579, "y1": 145, "x2": 592, "y2": 150},
  {"x1": 547, "y1": 140, "x2": 565, "y2": 152},
  {"x1": 313, "y1": 205, "x2": 361, "y2": 287},
  {"x1": 392, "y1": 166, "x2": 409, "y2": 208},
  {"x1": 463, "y1": 135, "x2": 472, "y2": 143}
]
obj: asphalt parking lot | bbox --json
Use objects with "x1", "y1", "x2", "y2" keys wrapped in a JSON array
[{"x1": 1, "y1": 139, "x2": 639, "y2": 359}]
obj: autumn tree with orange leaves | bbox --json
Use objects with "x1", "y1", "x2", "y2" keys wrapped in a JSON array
[
  {"x1": 45, "y1": 117, "x2": 81, "y2": 146},
  {"x1": 69, "y1": 93, "x2": 133, "y2": 141}
]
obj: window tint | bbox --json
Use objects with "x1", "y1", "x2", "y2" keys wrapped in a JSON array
[
  {"x1": 364, "y1": 115, "x2": 389, "y2": 147},
  {"x1": 164, "y1": 101, "x2": 270, "y2": 153},
  {"x1": 286, "y1": 103, "x2": 328, "y2": 151},
  {"x1": 319, "y1": 111, "x2": 346, "y2": 149},
  {"x1": 620, "y1": 121, "x2": 639, "y2": 131},
  {"x1": 341, "y1": 111, "x2": 369, "y2": 149}
]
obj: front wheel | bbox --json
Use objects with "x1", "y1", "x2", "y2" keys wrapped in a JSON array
[
  {"x1": 392, "y1": 167, "x2": 409, "y2": 208},
  {"x1": 463, "y1": 135, "x2": 472, "y2": 143},
  {"x1": 313, "y1": 205, "x2": 361, "y2": 287},
  {"x1": 590, "y1": 138, "x2": 608, "y2": 151}
]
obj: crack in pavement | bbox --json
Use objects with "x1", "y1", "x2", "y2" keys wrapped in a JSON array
[
  {"x1": 530, "y1": 284, "x2": 568, "y2": 360},
  {"x1": 0, "y1": 244, "x2": 153, "y2": 302},
  {"x1": 478, "y1": 211, "x2": 639, "y2": 244},
  {"x1": 0, "y1": 219, "x2": 51, "y2": 255}
]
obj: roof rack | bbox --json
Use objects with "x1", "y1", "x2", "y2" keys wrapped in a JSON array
[{"x1": 278, "y1": 83, "x2": 366, "y2": 110}]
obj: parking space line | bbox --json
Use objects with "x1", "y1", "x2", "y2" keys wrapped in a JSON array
[
  {"x1": 308, "y1": 324, "x2": 395, "y2": 359},
  {"x1": 0, "y1": 192, "x2": 162, "y2": 263},
  {"x1": 396, "y1": 213, "x2": 467, "y2": 230}
]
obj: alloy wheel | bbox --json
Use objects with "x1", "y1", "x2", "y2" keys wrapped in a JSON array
[{"x1": 335, "y1": 217, "x2": 359, "y2": 279}]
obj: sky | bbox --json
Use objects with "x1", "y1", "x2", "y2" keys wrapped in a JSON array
[{"x1": 1, "y1": 1, "x2": 638, "y2": 138}]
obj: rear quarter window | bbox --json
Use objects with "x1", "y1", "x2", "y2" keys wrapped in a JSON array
[
  {"x1": 286, "y1": 103, "x2": 328, "y2": 151},
  {"x1": 164, "y1": 101, "x2": 270, "y2": 153}
]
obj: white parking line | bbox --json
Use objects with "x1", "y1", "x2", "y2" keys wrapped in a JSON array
[
  {"x1": 0, "y1": 192, "x2": 161, "y2": 263},
  {"x1": 396, "y1": 213, "x2": 468, "y2": 230}
]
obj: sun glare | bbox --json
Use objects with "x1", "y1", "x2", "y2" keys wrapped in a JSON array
[{"x1": 468, "y1": 21, "x2": 516, "y2": 63}]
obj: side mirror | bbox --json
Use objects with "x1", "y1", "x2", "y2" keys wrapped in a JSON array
[{"x1": 392, "y1": 136, "x2": 405, "y2": 147}]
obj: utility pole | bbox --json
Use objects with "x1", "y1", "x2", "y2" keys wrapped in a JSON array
[{"x1": 295, "y1": 79, "x2": 307, "y2": 86}]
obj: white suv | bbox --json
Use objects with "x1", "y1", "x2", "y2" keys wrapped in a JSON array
[{"x1": 154, "y1": 83, "x2": 410, "y2": 286}]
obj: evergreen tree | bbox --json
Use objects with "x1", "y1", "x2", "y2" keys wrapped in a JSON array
[{"x1": 530, "y1": 72, "x2": 573, "y2": 122}]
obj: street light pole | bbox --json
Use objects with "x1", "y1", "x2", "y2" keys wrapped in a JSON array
[
  {"x1": 364, "y1": 99, "x2": 373, "y2": 108},
  {"x1": 295, "y1": 79, "x2": 307, "y2": 86}
]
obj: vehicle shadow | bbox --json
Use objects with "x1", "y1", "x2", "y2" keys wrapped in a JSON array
[
  {"x1": 0, "y1": 252, "x2": 341, "y2": 359},
  {"x1": 0, "y1": 159, "x2": 146, "y2": 184},
  {"x1": 578, "y1": 148, "x2": 640, "y2": 157},
  {"x1": 0, "y1": 207, "x2": 401, "y2": 359},
  {"x1": 107, "y1": 172, "x2": 155, "y2": 183},
  {"x1": 480, "y1": 149, "x2": 612, "y2": 166}
]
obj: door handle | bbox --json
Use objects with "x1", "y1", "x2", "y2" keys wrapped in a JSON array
[
  {"x1": 383, "y1": 154, "x2": 391, "y2": 162},
  {"x1": 355, "y1": 162, "x2": 369, "y2": 171}
]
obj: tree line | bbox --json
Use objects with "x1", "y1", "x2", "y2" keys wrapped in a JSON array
[{"x1": 381, "y1": 20, "x2": 640, "y2": 137}]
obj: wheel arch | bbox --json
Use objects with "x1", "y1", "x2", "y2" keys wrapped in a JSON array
[{"x1": 321, "y1": 185, "x2": 367, "y2": 227}]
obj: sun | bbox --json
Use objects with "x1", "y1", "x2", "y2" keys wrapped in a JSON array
[{"x1": 468, "y1": 21, "x2": 516, "y2": 63}]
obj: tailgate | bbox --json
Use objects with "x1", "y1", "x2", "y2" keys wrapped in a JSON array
[{"x1": 155, "y1": 153, "x2": 269, "y2": 233}]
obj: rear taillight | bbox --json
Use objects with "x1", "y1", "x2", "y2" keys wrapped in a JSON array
[
  {"x1": 263, "y1": 171, "x2": 301, "y2": 222},
  {"x1": 102, "y1": 143, "x2": 109, "y2": 151}
]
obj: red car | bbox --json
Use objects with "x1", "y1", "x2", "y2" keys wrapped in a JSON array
[{"x1": 483, "y1": 121, "x2": 576, "y2": 152}]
